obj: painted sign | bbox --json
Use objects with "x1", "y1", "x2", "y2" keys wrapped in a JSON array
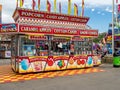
[
  {"x1": 28, "y1": 35, "x2": 47, "y2": 40},
  {"x1": 0, "y1": 23, "x2": 18, "y2": 33},
  {"x1": 79, "y1": 30, "x2": 98, "y2": 36},
  {"x1": 5, "y1": 51, "x2": 11, "y2": 58},
  {"x1": 15, "y1": 8, "x2": 89, "y2": 24},
  {"x1": 20, "y1": 25, "x2": 52, "y2": 34},
  {"x1": 71, "y1": 36, "x2": 84, "y2": 41},
  {"x1": 19, "y1": 25, "x2": 98, "y2": 36},
  {"x1": 16, "y1": 54, "x2": 101, "y2": 73}
]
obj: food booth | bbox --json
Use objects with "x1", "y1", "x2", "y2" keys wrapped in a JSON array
[
  {"x1": 0, "y1": 8, "x2": 101, "y2": 73},
  {"x1": 0, "y1": 34, "x2": 11, "y2": 59}
]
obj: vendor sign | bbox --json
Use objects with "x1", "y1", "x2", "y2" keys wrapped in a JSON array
[
  {"x1": 19, "y1": 25, "x2": 98, "y2": 36},
  {"x1": 0, "y1": 23, "x2": 18, "y2": 33}
]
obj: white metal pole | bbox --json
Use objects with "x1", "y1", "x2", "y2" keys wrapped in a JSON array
[
  {"x1": 112, "y1": 0, "x2": 115, "y2": 55},
  {"x1": 116, "y1": 1, "x2": 118, "y2": 24}
]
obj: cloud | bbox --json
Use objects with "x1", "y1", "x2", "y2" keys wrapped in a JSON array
[
  {"x1": 105, "y1": 7, "x2": 112, "y2": 13},
  {"x1": 0, "y1": 0, "x2": 116, "y2": 23},
  {"x1": 84, "y1": 0, "x2": 112, "y2": 7},
  {"x1": 91, "y1": 9, "x2": 95, "y2": 12}
]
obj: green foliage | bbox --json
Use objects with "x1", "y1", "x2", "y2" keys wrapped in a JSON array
[{"x1": 93, "y1": 32, "x2": 106, "y2": 43}]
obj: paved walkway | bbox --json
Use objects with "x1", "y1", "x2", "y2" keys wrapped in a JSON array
[
  {"x1": 0, "y1": 64, "x2": 104, "y2": 84},
  {"x1": 0, "y1": 59, "x2": 10, "y2": 65},
  {"x1": 1, "y1": 64, "x2": 119, "y2": 90}
]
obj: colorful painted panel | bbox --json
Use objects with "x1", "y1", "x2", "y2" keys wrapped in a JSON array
[
  {"x1": 19, "y1": 56, "x2": 47, "y2": 73},
  {"x1": 16, "y1": 55, "x2": 101, "y2": 73}
]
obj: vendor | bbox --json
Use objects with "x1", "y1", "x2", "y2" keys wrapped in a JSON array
[{"x1": 70, "y1": 42, "x2": 74, "y2": 55}]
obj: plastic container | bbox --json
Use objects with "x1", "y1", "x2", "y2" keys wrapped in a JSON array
[
  {"x1": 113, "y1": 56, "x2": 120, "y2": 67},
  {"x1": 113, "y1": 51, "x2": 120, "y2": 67}
]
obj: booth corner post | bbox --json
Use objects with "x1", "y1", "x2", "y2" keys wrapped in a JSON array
[{"x1": 112, "y1": 0, "x2": 114, "y2": 56}]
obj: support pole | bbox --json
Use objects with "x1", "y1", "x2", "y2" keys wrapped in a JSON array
[{"x1": 112, "y1": 0, "x2": 115, "y2": 55}]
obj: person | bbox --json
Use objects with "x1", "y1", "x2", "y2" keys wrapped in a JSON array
[
  {"x1": 101, "y1": 45, "x2": 108, "y2": 58},
  {"x1": 70, "y1": 42, "x2": 74, "y2": 55},
  {"x1": 96, "y1": 45, "x2": 101, "y2": 54}
]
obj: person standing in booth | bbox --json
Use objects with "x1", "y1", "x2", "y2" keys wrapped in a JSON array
[{"x1": 70, "y1": 42, "x2": 74, "y2": 55}]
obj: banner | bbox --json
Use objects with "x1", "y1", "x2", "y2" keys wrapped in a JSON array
[
  {"x1": 74, "y1": 4, "x2": 78, "y2": 16},
  {"x1": 47, "y1": 0, "x2": 51, "y2": 12},
  {"x1": 20, "y1": 0, "x2": 24, "y2": 8},
  {"x1": 38, "y1": 0, "x2": 40, "y2": 10},
  {"x1": 32, "y1": 0, "x2": 36, "y2": 10},
  {"x1": 54, "y1": 0, "x2": 56, "y2": 12},
  {"x1": 116, "y1": 0, "x2": 118, "y2": 3},
  {"x1": 59, "y1": 2, "x2": 61, "y2": 13},
  {"x1": 118, "y1": 4, "x2": 120, "y2": 13},
  {"x1": 81, "y1": 0, "x2": 84, "y2": 16},
  {"x1": 16, "y1": 0, "x2": 18, "y2": 8},
  {"x1": 68, "y1": 0, "x2": 71, "y2": 15}
]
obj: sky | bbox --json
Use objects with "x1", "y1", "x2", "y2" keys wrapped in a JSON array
[{"x1": 0, "y1": 0, "x2": 119, "y2": 33}]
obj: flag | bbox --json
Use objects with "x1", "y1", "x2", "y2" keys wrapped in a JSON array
[
  {"x1": 0, "y1": 5, "x2": 2, "y2": 23},
  {"x1": 74, "y1": 3, "x2": 78, "y2": 16},
  {"x1": 116, "y1": 0, "x2": 118, "y2": 3},
  {"x1": 54, "y1": 0, "x2": 56, "y2": 12},
  {"x1": 59, "y1": 2, "x2": 61, "y2": 13},
  {"x1": 81, "y1": 0, "x2": 84, "y2": 16},
  {"x1": 47, "y1": 0, "x2": 51, "y2": 12},
  {"x1": 118, "y1": 4, "x2": 120, "y2": 12},
  {"x1": 68, "y1": 0, "x2": 71, "y2": 15},
  {"x1": 20, "y1": 0, "x2": 24, "y2": 7},
  {"x1": 32, "y1": 0, "x2": 36, "y2": 10},
  {"x1": 0, "y1": 5, "x2": 2, "y2": 11},
  {"x1": 38, "y1": 0, "x2": 40, "y2": 10},
  {"x1": 16, "y1": 0, "x2": 18, "y2": 8}
]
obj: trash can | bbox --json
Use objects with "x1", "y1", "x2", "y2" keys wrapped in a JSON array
[{"x1": 113, "y1": 50, "x2": 120, "y2": 67}]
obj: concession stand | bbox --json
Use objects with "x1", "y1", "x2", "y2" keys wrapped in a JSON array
[{"x1": 0, "y1": 8, "x2": 101, "y2": 73}]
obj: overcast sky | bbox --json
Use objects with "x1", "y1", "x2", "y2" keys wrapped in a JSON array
[{"x1": 0, "y1": 0, "x2": 119, "y2": 33}]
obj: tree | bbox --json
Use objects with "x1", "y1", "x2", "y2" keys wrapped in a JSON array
[{"x1": 93, "y1": 32, "x2": 106, "y2": 43}]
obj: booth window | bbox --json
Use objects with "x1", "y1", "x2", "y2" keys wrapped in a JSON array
[
  {"x1": 35, "y1": 40, "x2": 48, "y2": 56},
  {"x1": 20, "y1": 36, "x2": 49, "y2": 56},
  {"x1": 74, "y1": 38, "x2": 92, "y2": 55},
  {"x1": 20, "y1": 37, "x2": 35, "y2": 56},
  {"x1": 19, "y1": 36, "x2": 92, "y2": 56},
  {"x1": 51, "y1": 36, "x2": 71, "y2": 56}
]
